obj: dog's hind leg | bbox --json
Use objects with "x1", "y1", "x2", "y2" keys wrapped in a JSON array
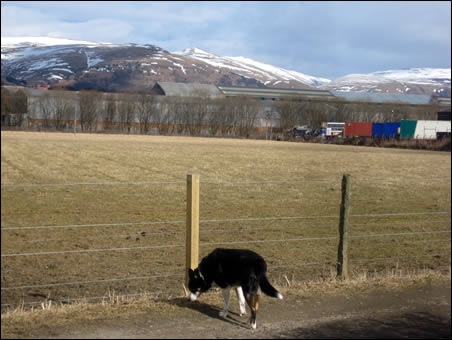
[
  {"x1": 235, "y1": 286, "x2": 246, "y2": 316},
  {"x1": 219, "y1": 288, "x2": 231, "y2": 318},
  {"x1": 245, "y1": 293, "x2": 261, "y2": 330}
]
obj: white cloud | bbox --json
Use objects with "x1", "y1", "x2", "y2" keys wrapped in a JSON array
[
  {"x1": 1, "y1": 5, "x2": 133, "y2": 42},
  {"x1": 1, "y1": 1, "x2": 450, "y2": 79}
]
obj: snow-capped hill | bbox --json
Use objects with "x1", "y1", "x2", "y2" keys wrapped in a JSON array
[
  {"x1": 322, "y1": 68, "x2": 451, "y2": 96},
  {"x1": 1, "y1": 36, "x2": 450, "y2": 97},
  {"x1": 174, "y1": 48, "x2": 331, "y2": 88},
  {"x1": 333, "y1": 74, "x2": 394, "y2": 84},
  {"x1": 175, "y1": 48, "x2": 218, "y2": 59},
  {"x1": 227, "y1": 55, "x2": 331, "y2": 87},
  {"x1": 369, "y1": 68, "x2": 451, "y2": 85}
]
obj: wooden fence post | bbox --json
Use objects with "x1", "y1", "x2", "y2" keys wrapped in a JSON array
[
  {"x1": 185, "y1": 174, "x2": 200, "y2": 289},
  {"x1": 337, "y1": 174, "x2": 352, "y2": 280}
]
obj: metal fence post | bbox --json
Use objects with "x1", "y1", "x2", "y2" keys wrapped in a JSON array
[
  {"x1": 337, "y1": 174, "x2": 352, "y2": 280},
  {"x1": 185, "y1": 174, "x2": 200, "y2": 289}
]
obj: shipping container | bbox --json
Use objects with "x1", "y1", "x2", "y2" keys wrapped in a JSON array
[
  {"x1": 383, "y1": 122, "x2": 400, "y2": 138},
  {"x1": 400, "y1": 120, "x2": 417, "y2": 139},
  {"x1": 344, "y1": 122, "x2": 373, "y2": 137},
  {"x1": 400, "y1": 120, "x2": 451, "y2": 139},
  {"x1": 372, "y1": 123, "x2": 385, "y2": 137}
]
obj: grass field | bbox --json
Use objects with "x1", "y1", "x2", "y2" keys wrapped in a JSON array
[{"x1": 1, "y1": 131, "x2": 451, "y2": 309}]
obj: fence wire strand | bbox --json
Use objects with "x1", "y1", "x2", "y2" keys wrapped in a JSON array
[
  {"x1": 2, "y1": 175, "x2": 451, "y2": 309},
  {"x1": 2, "y1": 210, "x2": 449, "y2": 231}
]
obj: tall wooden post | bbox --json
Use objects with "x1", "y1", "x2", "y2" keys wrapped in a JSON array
[
  {"x1": 185, "y1": 174, "x2": 200, "y2": 288},
  {"x1": 337, "y1": 174, "x2": 352, "y2": 280}
]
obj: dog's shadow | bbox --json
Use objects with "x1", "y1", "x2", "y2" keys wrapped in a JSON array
[{"x1": 167, "y1": 297, "x2": 249, "y2": 329}]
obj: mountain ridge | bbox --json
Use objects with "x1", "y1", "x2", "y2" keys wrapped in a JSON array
[{"x1": 1, "y1": 36, "x2": 450, "y2": 96}]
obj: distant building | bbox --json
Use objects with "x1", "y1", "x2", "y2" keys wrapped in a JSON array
[
  {"x1": 150, "y1": 82, "x2": 223, "y2": 97},
  {"x1": 330, "y1": 91, "x2": 433, "y2": 105},
  {"x1": 438, "y1": 110, "x2": 451, "y2": 121},
  {"x1": 217, "y1": 86, "x2": 336, "y2": 101},
  {"x1": 435, "y1": 96, "x2": 451, "y2": 107}
]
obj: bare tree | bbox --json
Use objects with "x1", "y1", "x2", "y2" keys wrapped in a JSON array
[
  {"x1": 38, "y1": 93, "x2": 55, "y2": 129},
  {"x1": 207, "y1": 98, "x2": 225, "y2": 136},
  {"x1": 216, "y1": 98, "x2": 239, "y2": 136},
  {"x1": 236, "y1": 96, "x2": 260, "y2": 137},
  {"x1": 118, "y1": 93, "x2": 136, "y2": 133},
  {"x1": 1, "y1": 88, "x2": 28, "y2": 127},
  {"x1": 103, "y1": 93, "x2": 117, "y2": 132},
  {"x1": 155, "y1": 98, "x2": 171, "y2": 135},
  {"x1": 300, "y1": 102, "x2": 328, "y2": 129},
  {"x1": 136, "y1": 93, "x2": 156, "y2": 134},
  {"x1": 183, "y1": 91, "x2": 211, "y2": 136},
  {"x1": 275, "y1": 97, "x2": 301, "y2": 130},
  {"x1": 54, "y1": 95, "x2": 75, "y2": 130},
  {"x1": 79, "y1": 91, "x2": 100, "y2": 132}
]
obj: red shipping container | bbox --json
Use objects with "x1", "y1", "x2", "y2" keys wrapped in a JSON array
[{"x1": 344, "y1": 122, "x2": 373, "y2": 137}]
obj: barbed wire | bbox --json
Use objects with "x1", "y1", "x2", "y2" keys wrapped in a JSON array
[
  {"x1": 2, "y1": 177, "x2": 450, "y2": 188},
  {"x1": 1, "y1": 243, "x2": 184, "y2": 257},
  {"x1": 2, "y1": 210, "x2": 449, "y2": 231},
  {"x1": 350, "y1": 253, "x2": 451, "y2": 263},
  {"x1": 1, "y1": 273, "x2": 183, "y2": 291},
  {"x1": 4, "y1": 230, "x2": 450, "y2": 258},
  {"x1": 4, "y1": 217, "x2": 451, "y2": 246},
  {"x1": 349, "y1": 238, "x2": 452, "y2": 248},
  {"x1": 349, "y1": 219, "x2": 451, "y2": 227},
  {"x1": 2, "y1": 252, "x2": 449, "y2": 304},
  {"x1": 2, "y1": 175, "x2": 451, "y2": 310},
  {"x1": 355, "y1": 177, "x2": 451, "y2": 183},
  {"x1": 1, "y1": 220, "x2": 186, "y2": 231},
  {"x1": 1, "y1": 180, "x2": 185, "y2": 188},
  {"x1": 350, "y1": 230, "x2": 451, "y2": 239},
  {"x1": 1, "y1": 261, "x2": 336, "y2": 292}
]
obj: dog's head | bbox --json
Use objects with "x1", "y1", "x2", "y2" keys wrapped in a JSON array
[{"x1": 187, "y1": 268, "x2": 210, "y2": 301}]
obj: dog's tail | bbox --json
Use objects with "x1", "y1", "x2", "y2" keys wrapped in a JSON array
[{"x1": 259, "y1": 275, "x2": 283, "y2": 299}]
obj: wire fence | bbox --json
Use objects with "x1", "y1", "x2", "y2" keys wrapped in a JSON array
[{"x1": 1, "y1": 176, "x2": 451, "y2": 309}]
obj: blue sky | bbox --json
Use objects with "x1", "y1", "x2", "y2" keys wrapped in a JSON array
[{"x1": 1, "y1": 1, "x2": 451, "y2": 79}]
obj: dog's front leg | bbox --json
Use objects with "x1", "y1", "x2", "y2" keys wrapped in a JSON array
[
  {"x1": 219, "y1": 288, "x2": 230, "y2": 318},
  {"x1": 235, "y1": 286, "x2": 246, "y2": 316}
]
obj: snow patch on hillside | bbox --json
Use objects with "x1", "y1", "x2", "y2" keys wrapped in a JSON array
[
  {"x1": 369, "y1": 68, "x2": 451, "y2": 85},
  {"x1": 174, "y1": 48, "x2": 331, "y2": 87}
]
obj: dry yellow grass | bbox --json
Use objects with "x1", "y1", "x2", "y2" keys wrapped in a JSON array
[
  {"x1": 1, "y1": 268, "x2": 450, "y2": 339},
  {"x1": 1, "y1": 131, "x2": 451, "y2": 309}
]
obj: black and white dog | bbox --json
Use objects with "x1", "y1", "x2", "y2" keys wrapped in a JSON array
[{"x1": 187, "y1": 248, "x2": 283, "y2": 329}]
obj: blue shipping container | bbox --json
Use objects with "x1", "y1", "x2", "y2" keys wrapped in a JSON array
[
  {"x1": 383, "y1": 122, "x2": 400, "y2": 138},
  {"x1": 372, "y1": 123, "x2": 385, "y2": 137}
]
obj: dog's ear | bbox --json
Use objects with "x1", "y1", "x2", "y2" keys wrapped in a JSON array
[{"x1": 188, "y1": 268, "x2": 195, "y2": 279}]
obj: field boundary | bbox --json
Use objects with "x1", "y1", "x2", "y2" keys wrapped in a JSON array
[{"x1": 2, "y1": 173, "x2": 451, "y2": 309}]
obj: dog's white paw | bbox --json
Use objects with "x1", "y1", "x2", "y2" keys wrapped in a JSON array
[{"x1": 219, "y1": 310, "x2": 228, "y2": 318}]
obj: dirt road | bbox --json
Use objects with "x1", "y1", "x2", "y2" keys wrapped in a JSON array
[{"x1": 45, "y1": 280, "x2": 451, "y2": 339}]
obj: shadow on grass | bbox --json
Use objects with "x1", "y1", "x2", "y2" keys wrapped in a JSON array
[{"x1": 166, "y1": 297, "x2": 250, "y2": 329}]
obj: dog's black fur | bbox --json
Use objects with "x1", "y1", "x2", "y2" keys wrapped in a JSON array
[{"x1": 188, "y1": 248, "x2": 282, "y2": 329}]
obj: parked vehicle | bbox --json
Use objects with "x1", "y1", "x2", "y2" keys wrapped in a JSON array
[
  {"x1": 291, "y1": 126, "x2": 313, "y2": 137},
  {"x1": 318, "y1": 122, "x2": 344, "y2": 137}
]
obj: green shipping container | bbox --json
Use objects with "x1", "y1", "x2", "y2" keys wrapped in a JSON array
[{"x1": 400, "y1": 120, "x2": 417, "y2": 139}]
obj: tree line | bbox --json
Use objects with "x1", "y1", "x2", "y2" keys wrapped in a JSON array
[
  {"x1": 275, "y1": 95, "x2": 439, "y2": 131},
  {"x1": 1, "y1": 87, "x2": 441, "y2": 138}
]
